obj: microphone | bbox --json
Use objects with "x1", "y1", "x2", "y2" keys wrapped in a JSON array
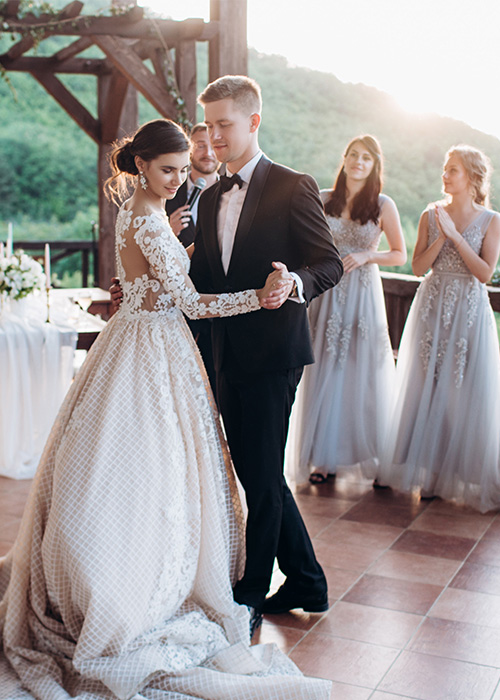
[{"x1": 186, "y1": 177, "x2": 206, "y2": 210}]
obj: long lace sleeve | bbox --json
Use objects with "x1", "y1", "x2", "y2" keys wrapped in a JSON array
[{"x1": 135, "y1": 216, "x2": 261, "y2": 320}]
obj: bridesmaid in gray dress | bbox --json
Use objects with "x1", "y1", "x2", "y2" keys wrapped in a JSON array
[
  {"x1": 287, "y1": 135, "x2": 406, "y2": 485},
  {"x1": 379, "y1": 145, "x2": 500, "y2": 512}
]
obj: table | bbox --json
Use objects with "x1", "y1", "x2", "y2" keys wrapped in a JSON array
[{"x1": 0, "y1": 291, "x2": 108, "y2": 479}]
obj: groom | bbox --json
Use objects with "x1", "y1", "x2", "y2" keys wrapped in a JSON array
[{"x1": 191, "y1": 75, "x2": 343, "y2": 628}]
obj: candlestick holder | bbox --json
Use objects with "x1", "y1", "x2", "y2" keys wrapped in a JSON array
[{"x1": 46, "y1": 287, "x2": 51, "y2": 323}]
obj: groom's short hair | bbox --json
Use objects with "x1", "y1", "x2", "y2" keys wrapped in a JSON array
[{"x1": 198, "y1": 75, "x2": 262, "y2": 116}]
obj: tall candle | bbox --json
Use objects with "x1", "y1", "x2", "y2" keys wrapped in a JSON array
[
  {"x1": 44, "y1": 243, "x2": 51, "y2": 289},
  {"x1": 6, "y1": 223, "x2": 13, "y2": 258}
]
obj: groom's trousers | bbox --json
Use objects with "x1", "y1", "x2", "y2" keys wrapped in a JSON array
[{"x1": 217, "y1": 345, "x2": 327, "y2": 610}]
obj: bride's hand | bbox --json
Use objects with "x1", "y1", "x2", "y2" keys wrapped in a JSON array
[{"x1": 257, "y1": 262, "x2": 294, "y2": 309}]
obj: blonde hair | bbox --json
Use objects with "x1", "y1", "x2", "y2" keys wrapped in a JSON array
[
  {"x1": 198, "y1": 75, "x2": 262, "y2": 116},
  {"x1": 446, "y1": 144, "x2": 492, "y2": 206}
]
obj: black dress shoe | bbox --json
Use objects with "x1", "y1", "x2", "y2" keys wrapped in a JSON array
[
  {"x1": 247, "y1": 606, "x2": 263, "y2": 639},
  {"x1": 262, "y1": 585, "x2": 329, "y2": 615}
]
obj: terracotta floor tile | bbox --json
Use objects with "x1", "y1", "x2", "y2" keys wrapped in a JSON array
[
  {"x1": 491, "y1": 682, "x2": 500, "y2": 700},
  {"x1": 289, "y1": 632, "x2": 399, "y2": 687},
  {"x1": 451, "y1": 561, "x2": 500, "y2": 595},
  {"x1": 294, "y1": 479, "x2": 372, "y2": 502},
  {"x1": 482, "y1": 517, "x2": 500, "y2": 540},
  {"x1": 301, "y1": 512, "x2": 337, "y2": 538},
  {"x1": 263, "y1": 609, "x2": 327, "y2": 632},
  {"x1": 0, "y1": 517, "x2": 22, "y2": 542},
  {"x1": 370, "y1": 693, "x2": 417, "y2": 700},
  {"x1": 343, "y1": 574, "x2": 442, "y2": 615},
  {"x1": 378, "y1": 650, "x2": 500, "y2": 699},
  {"x1": 468, "y1": 538, "x2": 500, "y2": 566},
  {"x1": 315, "y1": 601, "x2": 422, "y2": 648},
  {"x1": 410, "y1": 510, "x2": 492, "y2": 539},
  {"x1": 429, "y1": 588, "x2": 500, "y2": 628},
  {"x1": 341, "y1": 502, "x2": 420, "y2": 529},
  {"x1": 316, "y1": 520, "x2": 403, "y2": 550},
  {"x1": 0, "y1": 476, "x2": 32, "y2": 495},
  {"x1": 360, "y1": 487, "x2": 428, "y2": 511},
  {"x1": 251, "y1": 620, "x2": 305, "y2": 653},
  {"x1": 0, "y1": 540, "x2": 13, "y2": 556},
  {"x1": 328, "y1": 682, "x2": 372, "y2": 700},
  {"x1": 390, "y1": 530, "x2": 475, "y2": 560},
  {"x1": 294, "y1": 494, "x2": 355, "y2": 519},
  {"x1": 322, "y1": 565, "x2": 362, "y2": 601},
  {"x1": 0, "y1": 491, "x2": 30, "y2": 518},
  {"x1": 313, "y1": 539, "x2": 383, "y2": 573},
  {"x1": 426, "y1": 498, "x2": 493, "y2": 517},
  {"x1": 410, "y1": 617, "x2": 500, "y2": 666},
  {"x1": 368, "y1": 550, "x2": 460, "y2": 586}
]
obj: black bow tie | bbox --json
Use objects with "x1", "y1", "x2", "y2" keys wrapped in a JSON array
[{"x1": 220, "y1": 173, "x2": 244, "y2": 193}]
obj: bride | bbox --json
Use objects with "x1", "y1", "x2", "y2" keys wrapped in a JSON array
[{"x1": 0, "y1": 119, "x2": 331, "y2": 699}]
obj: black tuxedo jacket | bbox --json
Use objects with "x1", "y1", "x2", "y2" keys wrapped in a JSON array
[
  {"x1": 190, "y1": 156, "x2": 343, "y2": 373},
  {"x1": 165, "y1": 180, "x2": 196, "y2": 248}
]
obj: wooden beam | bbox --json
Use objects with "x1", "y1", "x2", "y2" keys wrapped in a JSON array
[
  {"x1": 3, "y1": 0, "x2": 20, "y2": 18},
  {"x1": 93, "y1": 34, "x2": 179, "y2": 118},
  {"x1": 1, "y1": 56, "x2": 106, "y2": 74},
  {"x1": 100, "y1": 69, "x2": 131, "y2": 143},
  {"x1": 5, "y1": 2, "x2": 84, "y2": 61},
  {"x1": 175, "y1": 40, "x2": 197, "y2": 124},
  {"x1": 209, "y1": 0, "x2": 247, "y2": 81},
  {"x1": 2, "y1": 16, "x2": 215, "y2": 42},
  {"x1": 31, "y1": 71, "x2": 100, "y2": 142},
  {"x1": 54, "y1": 36, "x2": 94, "y2": 62}
]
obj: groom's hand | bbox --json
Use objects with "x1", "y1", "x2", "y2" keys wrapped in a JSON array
[
  {"x1": 109, "y1": 277, "x2": 123, "y2": 313},
  {"x1": 259, "y1": 262, "x2": 294, "y2": 309}
]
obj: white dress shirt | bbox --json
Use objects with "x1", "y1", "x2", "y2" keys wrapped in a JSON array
[{"x1": 217, "y1": 152, "x2": 304, "y2": 302}]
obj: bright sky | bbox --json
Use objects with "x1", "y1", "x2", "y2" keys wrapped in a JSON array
[{"x1": 144, "y1": 0, "x2": 500, "y2": 140}]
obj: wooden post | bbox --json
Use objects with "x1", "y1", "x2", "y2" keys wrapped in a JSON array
[
  {"x1": 175, "y1": 40, "x2": 197, "y2": 124},
  {"x1": 97, "y1": 76, "x2": 138, "y2": 288},
  {"x1": 209, "y1": 0, "x2": 247, "y2": 81}
]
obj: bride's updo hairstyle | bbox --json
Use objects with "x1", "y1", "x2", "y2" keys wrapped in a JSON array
[
  {"x1": 105, "y1": 119, "x2": 189, "y2": 202},
  {"x1": 446, "y1": 144, "x2": 492, "y2": 207},
  {"x1": 324, "y1": 134, "x2": 383, "y2": 226}
]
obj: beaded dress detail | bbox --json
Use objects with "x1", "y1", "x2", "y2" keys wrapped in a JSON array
[
  {"x1": 0, "y1": 204, "x2": 331, "y2": 699},
  {"x1": 286, "y1": 194, "x2": 395, "y2": 482},
  {"x1": 379, "y1": 206, "x2": 500, "y2": 512}
]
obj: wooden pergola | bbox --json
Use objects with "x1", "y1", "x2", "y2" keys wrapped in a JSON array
[{"x1": 0, "y1": 0, "x2": 247, "y2": 285}]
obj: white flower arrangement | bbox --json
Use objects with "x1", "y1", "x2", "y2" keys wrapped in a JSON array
[{"x1": 0, "y1": 251, "x2": 46, "y2": 300}]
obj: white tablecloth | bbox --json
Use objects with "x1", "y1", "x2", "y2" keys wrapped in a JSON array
[{"x1": 0, "y1": 297, "x2": 77, "y2": 479}]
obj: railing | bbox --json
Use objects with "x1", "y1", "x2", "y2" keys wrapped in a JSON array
[
  {"x1": 381, "y1": 271, "x2": 500, "y2": 349},
  {"x1": 14, "y1": 240, "x2": 99, "y2": 288}
]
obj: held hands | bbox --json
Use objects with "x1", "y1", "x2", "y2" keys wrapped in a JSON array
[
  {"x1": 342, "y1": 250, "x2": 371, "y2": 273},
  {"x1": 168, "y1": 205, "x2": 192, "y2": 236},
  {"x1": 257, "y1": 262, "x2": 295, "y2": 310},
  {"x1": 109, "y1": 277, "x2": 123, "y2": 313}
]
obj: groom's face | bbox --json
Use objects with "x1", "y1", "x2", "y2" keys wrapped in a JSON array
[{"x1": 203, "y1": 98, "x2": 258, "y2": 169}]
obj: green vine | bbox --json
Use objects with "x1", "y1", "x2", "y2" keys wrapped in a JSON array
[{"x1": 0, "y1": 1, "x2": 192, "y2": 127}]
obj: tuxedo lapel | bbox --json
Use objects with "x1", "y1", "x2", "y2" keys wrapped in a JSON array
[
  {"x1": 203, "y1": 182, "x2": 227, "y2": 286},
  {"x1": 226, "y1": 156, "x2": 272, "y2": 278}
]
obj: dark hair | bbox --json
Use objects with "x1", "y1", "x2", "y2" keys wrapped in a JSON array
[
  {"x1": 324, "y1": 135, "x2": 383, "y2": 225},
  {"x1": 105, "y1": 119, "x2": 189, "y2": 202},
  {"x1": 190, "y1": 122, "x2": 208, "y2": 137}
]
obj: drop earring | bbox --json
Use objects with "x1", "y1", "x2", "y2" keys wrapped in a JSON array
[{"x1": 139, "y1": 171, "x2": 147, "y2": 190}]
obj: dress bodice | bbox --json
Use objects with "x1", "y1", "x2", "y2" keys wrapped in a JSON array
[
  {"x1": 326, "y1": 216, "x2": 382, "y2": 256},
  {"x1": 114, "y1": 203, "x2": 259, "y2": 320},
  {"x1": 428, "y1": 206, "x2": 494, "y2": 275}
]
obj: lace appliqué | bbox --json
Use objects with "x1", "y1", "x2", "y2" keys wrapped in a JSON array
[
  {"x1": 442, "y1": 279, "x2": 460, "y2": 328},
  {"x1": 466, "y1": 279, "x2": 481, "y2": 328},
  {"x1": 358, "y1": 316, "x2": 369, "y2": 340},
  {"x1": 420, "y1": 275, "x2": 441, "y2": 323},
  {"x1": 454, "y1": 337, "x2": 468, "y2": 388},
  {"x1": 419, "y1": 330, "x2": 433, "y2": 373},
  {"x1": 326, "y1": 313, "x2": 351, "y2": 366}
]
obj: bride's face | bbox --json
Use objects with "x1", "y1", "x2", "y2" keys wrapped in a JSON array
[{"x1": 141, "y1": 152, "x2": 190, "y2": 200}]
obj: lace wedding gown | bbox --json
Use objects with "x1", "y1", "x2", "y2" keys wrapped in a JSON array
[
  {"x1": 286, "y1": 195, "x2": 395, "y2": 483},
  {"x1": 379, "y1": 206, "x2": 500, "y2": 512},
  {"x1": 0, "y1": 205, "x2": 331, "y2": 699}
]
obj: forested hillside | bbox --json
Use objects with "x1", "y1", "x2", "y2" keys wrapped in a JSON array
[{"x1": 1, "y1": 30, "x2": 500, "y2": 279}]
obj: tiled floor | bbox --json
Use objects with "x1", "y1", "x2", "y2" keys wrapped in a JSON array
[{"x1": 1, "y1": 473, "x2": 500, "y2": 699}]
